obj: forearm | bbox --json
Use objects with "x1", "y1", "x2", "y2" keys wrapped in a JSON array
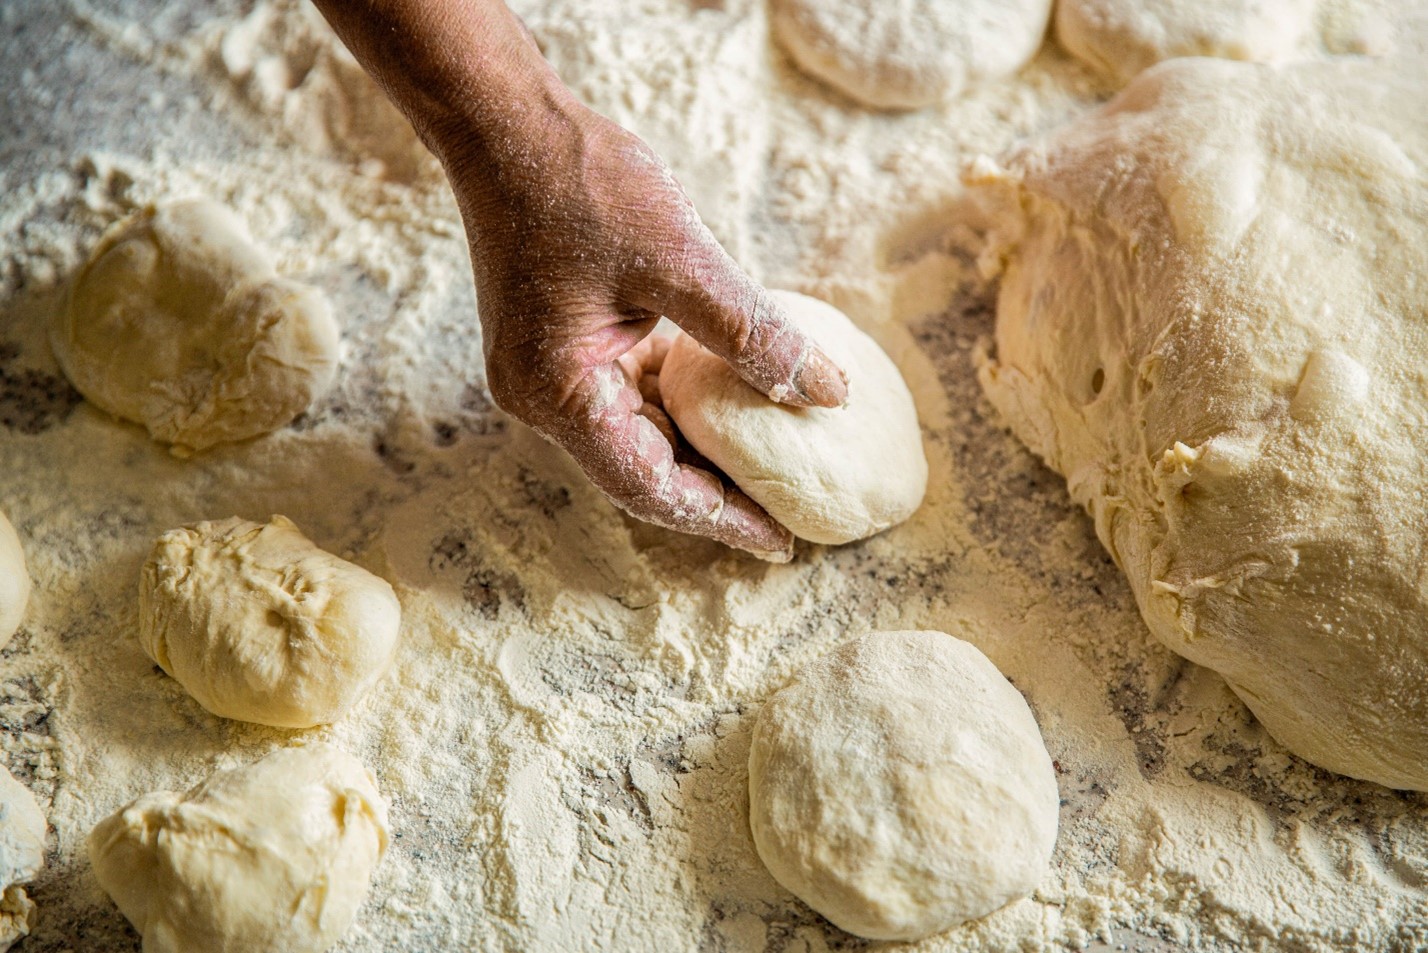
[{"x1": 310, "y1": 0, "x2": 576, "y2": 176}]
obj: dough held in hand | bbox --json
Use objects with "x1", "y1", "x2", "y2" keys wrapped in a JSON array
[
  {"x1": 0, "y1": 766, "x2": 46, "y2": 951},
  {"x1": 54, "y1": 199, "x2": 339, "y2": 452},
  {"x1": 0, "y1": 513, "x2": 30, "y2": 650},
  {"x1": 661, "y1": 290, "x2": 927, "y2": 545},
  {"x1": 88, "y1": 745, "x2": 388, "y2": 953},
  {"x1": 139, "y1": 515, "x2": 401, "y2": 728},
  {"x1": 748, "y1": 630, "x2": 1059, "y2": 940},
  {"x1": 976, "y1": 57, "x2": 1428, "y2": 788},
  {"x1": 771, "y1": 0, "x2": 1051, "y2": 110}
]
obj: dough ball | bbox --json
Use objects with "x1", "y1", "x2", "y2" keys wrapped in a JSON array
[
  {"x1": 0, "y1": 766, "x2": 46, "y2": 951},
  {"x1": 87, "y1": 744, "x2": 388, "y2": 953},
  {"x1": 749, "y1": 630, "x2": 1059, "y2": 941},
  {"x1": 139, "y1": 515, "x2": 402, "y2": 729},
  {"x1": 0, "y1": 513, "x2": 30, "y2": 650},
  {"x1": 1056, "y1": 0, "x2": 1313, "y2": 84},
  {"x1": 770, "y1": 0, "x2": 1051, "y2": 110},
  {"x1": 976, "y1": 57, "x2": 1428, "y2": 788},
  {"x1": 54, "y1": 199, "x2": 339, "y2": 452},
  {"x1": 661, "y1": 291, "x2": 926, "y2": 545}
]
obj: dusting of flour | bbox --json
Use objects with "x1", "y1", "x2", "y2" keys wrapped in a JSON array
[{"x1": 1, "y1": 0, "x2": 1425, "y2": 951}]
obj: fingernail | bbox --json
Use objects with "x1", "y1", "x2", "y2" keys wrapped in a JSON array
[{"x1": 793, "y1": 347, "x2": 849, "y2": 408}]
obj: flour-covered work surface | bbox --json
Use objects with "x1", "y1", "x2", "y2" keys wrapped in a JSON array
[{"x1": 3, "y1": 0, "x2": 1427, "y2": 950}]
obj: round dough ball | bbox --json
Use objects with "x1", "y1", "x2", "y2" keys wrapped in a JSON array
[
  {"x1": 661, "y1": 291, "x2": 927, "y2": 545},
  {"x1": 139, "y1": 515, "x2": 401, "y2": 728},
  {"x1": 1056, "y1": 0, "x2": 1313, "y2": 85},
  {"x1": 0, "y1": 766, "x2": 46, "y2": 950},
  {"x1": 976, "y1": 57, "x2": 1428, "y2": 788},
  {"x1": 771, "y1": 0, "x2": 1051, "y2": 110},
  {"x1": 54, "y1": 199, "x2": 339, "y2": 452},
  {"x1": 0, "y1": 512, "x2": 30, "y2": 650},
  {"x1": 87, "y1": 744, "x2": 388, "y2": 953},
  {"x1": 749, "y1": 631, "x2": 1059, "y2": 940}
]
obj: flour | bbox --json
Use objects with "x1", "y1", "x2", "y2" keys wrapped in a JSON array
[{"x1": 1, "y1": 0, "x2": 1426, "y2": 951}]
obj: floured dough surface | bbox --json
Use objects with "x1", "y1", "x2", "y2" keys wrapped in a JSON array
[
  {"x1": 748, "y1": 630, "x2": 1059, "y2": 941},
  {"x1": 53, "y1": 199, "x2": 339, "y2": 452},
  {"x1": 0, "y1": 766, "x2": 45, "y2": 951},
  {"x1": 0, "y1": 513, "x2": 29, "y2": 650},
  {"x1": 139, "y1": 515, "x2": 402, "y2": 728},
  {"x1": 1055, "y1": 0, "x2": 1314, "y2": 84},
  {"x1": 661, "y1": 290, "x2": 927, "y2": 545},
  {"x1": 976, "y1": 56, "x2": 1428, "y2": 789},
  {"x1": 87, "y1": 744, "x2": 388, "y2": 953},
  {"x1": 770, "y1": 0, "x2": 1051, "y2": 110}
]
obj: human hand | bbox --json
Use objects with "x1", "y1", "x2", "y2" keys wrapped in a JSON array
[{"x1": 439, "y1": 99, "x2": 846, "y2": 561}]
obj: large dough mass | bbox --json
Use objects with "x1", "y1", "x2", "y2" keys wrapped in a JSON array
[
  {"x1": 0, "y1": 766, "x2": 45, "y2": 951},
  {"x1": 139, "y1": 515, "x2": 402, "y2": 728},
  {"x1": 977, "y1": 56, "x2": 1428, "y2": 789},
  {"x1": 54, "y1": 199, "x2": 339, "y2": 452},
  {"x1": 748, "y1": 630, "x2": 1059, "y2": 940},
  {"x1": 661, "y1": 290, "x2": 927, "y2": 545},
  {"x1": 87, "y1": 745, "x2": 388, "y2": 953}
]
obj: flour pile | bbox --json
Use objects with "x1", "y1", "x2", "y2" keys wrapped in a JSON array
[{"x1": 1, "y1": 0, "x2": 1426, "y2": 951}]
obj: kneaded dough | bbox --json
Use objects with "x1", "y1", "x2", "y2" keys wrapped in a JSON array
[
  {"x1": 771, "y1": 0, "x2": 1051, "y2": 110},
  {"x1": 661, "y1": 290, "x2": 927, "y2": 545},
  {"x1": 88, "y1": 744, "x2": 388, "y2": 953},
  {"x1": 0, "y1": 513, "x2": 30, "y2": 650},
  {"x1": 139, "y1": 515, "x2": 402, "y2": 728},
  {"x1": 1056, "y1": 0, "x2": 1313, "y2": 84},
  {"x1": 975, "y1": 56, "x2": 1428, "y2": 789},
  {"x1": 54, "y1": 199, "x2": 339, "y2": 452},
  {"x1": 0, "y1": 766, "x2": 45, "y2": 951},
  {"x1": 748, "y1": 630, "x2": 1058, "y2": 940}
]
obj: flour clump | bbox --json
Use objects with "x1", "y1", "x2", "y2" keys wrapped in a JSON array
[
  {"x1": 54, "y1": 199, "x2": 339, "y2": 452},
  {"x1": 139, "y1": 515, "x2": 402, "y2": 729},
  {"x1": 0, "y1": 513, "x2": 30, "y2": 650},
  {"x1": 87, "y1": 744, "x2": 388, "y2": 953},
  {"x1": 0, "y1": 766, "x2": 45, "y2": 951},
  {"x1": 976, "y1": 56, "x2": 1428, "y2": 789},
  {"x1": 748, "y1": 630, "x2": 1059, "y2": 941},
  {"x1": 770, "y1": 0, "x2": 1051, "y2": 110},
  {"x1": 661, "y1": 290, "x2": 926, "y2": 545}
]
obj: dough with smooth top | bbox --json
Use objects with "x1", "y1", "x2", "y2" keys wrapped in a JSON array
[
  {"x1": 54, "y1": 199, "x2": 339, "y2": 452},
  {"x1": 976, "y1": 56, "x2": 1428, "y2": 789},
  {"x1": 0, "y1": 513, "x2": 30, "y2": 650},
  {"x1": 87, "y1": 745, "x2": 388, "y2": 953},
  {"x1": 748, "y1": 630, "x2": 1059, "y2": 941},
  {"x1": 139, "y1": 515, "x2": 401, "y2": 728},
  {"x1": 771, "y1": 0, "x2": 1051, "y2": 110},
  {"x1": 1056, "y1": 0, "x2": 1314, "y2": 84},
  {"x1": 661, "y1": 290, "x2": 927, "y2": 545}
]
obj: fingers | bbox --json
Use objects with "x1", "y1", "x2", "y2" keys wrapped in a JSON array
[
  {"x1": 636, "y1": 243, "x2": 848, "y2": 409},
  {"x1": 540, "y1": 363, "x2": 795, "y2": 561}
]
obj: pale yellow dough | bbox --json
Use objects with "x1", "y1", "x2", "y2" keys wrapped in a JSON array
[
  {"x1": 139, "y1": 515, "x2": 402, "y2": 728},
  {"x1": 661, "y1": 290, "x2": 927, "y2": 545},
  {"x1": 1055, "y1": 0, "x2": 1314, "y2": 84},
  {"x1": 771, "y1": 0, "x2": 1050, "y2": 111},
  {"x1": 0, "y1": 766, "x2": 45, "y2": 951},
  {"x1": 748, "y1": 630, "x2": 1059, "y2": 941},
  {"x1": 976, "y1": 56, "x2": 1428, "y2": 789},
  {"x1": 54, "y1": 199, "x2": 339, "y2": 452},
  {"x1": 0, "y1": 513, "x2": 29, "y2": 650},
  {"x1": 87, "y1": 745, "x2": 388, "y2": 953}
]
